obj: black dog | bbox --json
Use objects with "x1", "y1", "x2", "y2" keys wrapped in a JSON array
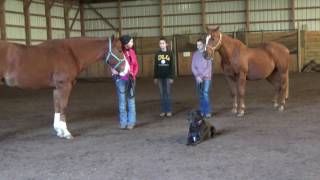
[{"x1": 187, "y1": 110, "x2": 216, "y2": 146}]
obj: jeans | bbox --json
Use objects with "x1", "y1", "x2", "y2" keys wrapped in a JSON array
[
  {"x1": 196, "y1": 80, "x2": 212, "y2": 115},
  {"x1": 158, "y1": 78, "x2": 172, "y2": 113},
  {"x1": 114, "y1": 78, "x2": 136, "y2": 128}
]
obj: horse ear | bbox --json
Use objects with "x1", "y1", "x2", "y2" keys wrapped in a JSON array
[
  {"x1": 114, "y1": 31, "x2": 120, "y2": 39},
  {"x1": 207, "y1": 25, "x2": 220, "y2": 32}
]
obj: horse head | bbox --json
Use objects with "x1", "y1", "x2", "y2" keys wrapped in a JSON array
[
  {"x1": 104, "y1": 35, "x2": 127, "y2": 73},
  {"x1": 204, "y1": 25, "x2": 222, "y2": 58}
]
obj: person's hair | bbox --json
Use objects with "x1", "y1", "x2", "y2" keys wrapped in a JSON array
[
  {"x1": 159, "y1": 37, "x2": 168, "y2": 43},
  {"x1": 197, "y1": 38, "x2": 204, "y2": 44}
]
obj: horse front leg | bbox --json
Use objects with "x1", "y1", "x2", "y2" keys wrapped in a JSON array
[
  {"x1": 237, "y1": 72, "x2": 247, "y2": 117},
  {"x1": 225, "y1": 76, "x2": 238, "y2": 114},
  {"x1": 53, "y1": 82, "x2": 73, "y2": 139}
]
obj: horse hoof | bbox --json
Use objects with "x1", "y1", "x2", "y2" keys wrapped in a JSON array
[
  {"x1": 278, "y1": 106, "x2": 284, "y2": 112},
  {"x1": 237, "y1": 112, "x2": 244, "y2": 117},
  {"x1": 273, "y1": 103, "x2": 279, "y2": 108},
  {"x1": 64, "y1": 134, "x2": 74, "y2": 139},
  {"x1": 231, "y1": 108, "x2": 237, "y2": 114}
]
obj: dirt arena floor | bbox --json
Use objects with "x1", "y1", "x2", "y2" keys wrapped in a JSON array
[{"x1": 1, "y1": 73, "x2": 320, "y2": 180}]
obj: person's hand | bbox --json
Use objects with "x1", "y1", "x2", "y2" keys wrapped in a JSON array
[
  {"x1": 196, "y1": 76, "x2": 203, "y2": 83},
  {"x1": 169, "y1": 78, "x2": 174, "y2": 84},
  {"x1": 153, "y1": 78, "x2": 158, "y2": 84},
  {"x1": 111, "y1": 68, "x2": 119, "y2": 75}
]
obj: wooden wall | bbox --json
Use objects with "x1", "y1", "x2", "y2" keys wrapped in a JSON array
[
  {"x1": 303, "y1": 31, "x2": 320, "y2": 65},
  {"x1": 79, "y1": 30, "x2": 320, "y2": 79}
]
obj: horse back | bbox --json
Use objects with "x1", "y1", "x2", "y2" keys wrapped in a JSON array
[{"x1": 0, "y1": 41, "x2": 79, "y2": 89}]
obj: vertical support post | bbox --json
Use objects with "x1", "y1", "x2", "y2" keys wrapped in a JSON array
[
  {"x1": 244, "y1": 0, "x2": 250, "y2": 45},
  {"x1": 63, "y1": 0, "x2": 71, "y2": 38},
  {"x1": 79, "y1": 3, "x2": 85, "y2": 36},
  {"x1": 160, "y1": 0, "x2": 163, "y2": 36},
  {"x1": 0, "y1": 0, "x2": 6, "y2": 40},
  {"x1": 290, "y1": 0, "x2": 296, "y2": 30},
  {"x1": 200, "y1": 0, "x2": 206, "y2": 33},
  {"x1": 297, "y1": 23, "x2": 302, "y2": 72},
  {"x1": 117, "y1": 0, "x2": 122, "y2": 36},
  {"x1": 23, "y1": 0, "x2": 32, "y2": 45},
  {"x1": 45, "y1": 0, "x2": 53, "y2": 40}
]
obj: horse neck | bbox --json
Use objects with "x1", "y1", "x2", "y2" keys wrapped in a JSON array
[
  {"x1": 218, "y1": 34, "x2": 245, "y2": 63},
  {"x1": 66, "y1": 37, "x2": 107, "y2": 70}
]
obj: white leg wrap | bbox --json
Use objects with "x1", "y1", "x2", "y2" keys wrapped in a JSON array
[{"x1": 53, "y1": 113, "x2": 73, "y2": 139}]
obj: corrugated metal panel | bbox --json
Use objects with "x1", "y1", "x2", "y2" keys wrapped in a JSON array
[
  {"x1": 5, "y1": 12, "x2": 25, "y2": 25},
  {"x1": 52, "y1": 30, "x2": 66, "y2": 39},
  {"x1": 29, "y1": 2, "x2": 45, "y2": 15},
  {"x1": 5, "y1": 0, "x2": 23, "y2": 13},
  {"x1": 6, "y1": 27, "x2": 25, "y2": 39},
  {"x1": 295, "y1": 0, "x2": 320, "y2": 31},
  {"x1": 31, "y1": 29, "x2": 46, "y2": 40},
  {"x1": 206, "y1": 0, "x2": 245, "y2": 32}
]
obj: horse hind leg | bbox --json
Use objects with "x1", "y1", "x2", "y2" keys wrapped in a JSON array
[
  {"x1": 53, "y1": 82, "x2": 73, "y2": 139},
  {"x1": 237, "y1": 72, "x2": 247, "y2": 117},
  {"x1": 267, "y1": 70, "x2": 281, "y2": 108},
  {"x1": 278, "y1": 70, "x2": 289, "y2": 112}
]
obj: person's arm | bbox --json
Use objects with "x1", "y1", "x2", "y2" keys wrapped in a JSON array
[
  {"x1": 130, "y1": 49, "x2": 139, "y2": 78},
  {"x1": 169, "y1": 51, "x2": 175, "y2": 79},
  {"x1": 191, "y1": 52, "x2": 198, "y2": 77}
]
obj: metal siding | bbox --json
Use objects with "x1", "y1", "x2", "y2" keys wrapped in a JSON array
[
  {"x1": 29, "y1": 2, "x2": 45, "y2": 15},
  {"x1": 6, "y1": 27, "x2": 25, "y2": 39},
  {"x1": 5, "y1": 12, "x2": 25, "y2": 25},
  {"x1": 295, "y1": 0, "x2": 320, "y2": 30},
  {"x1": 31, "y1": 29, "x2": 46, "y2": 40},
  {"x1": 5, "y1": 0, "x2": 23, "y2": 12}
]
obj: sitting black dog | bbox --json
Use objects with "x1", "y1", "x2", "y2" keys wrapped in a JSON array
[{"x1": 187, "y1": 110, "x2": 216, "y2": 146}]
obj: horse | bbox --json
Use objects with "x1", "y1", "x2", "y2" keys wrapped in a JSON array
[
  {"x1": 0, "y1": 35, "x2": 129, "y2": 139},
  {"x1": 205, "y1": 26, "x2": 290, "y2": 117}
]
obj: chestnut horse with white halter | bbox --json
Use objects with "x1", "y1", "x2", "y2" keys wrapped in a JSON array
[
  {"x1": 205, "y1": 26, "x2": 290, "y2": 117},
  {"x1": 0, "y1": 36, "x2": 128, "y2": 139}
]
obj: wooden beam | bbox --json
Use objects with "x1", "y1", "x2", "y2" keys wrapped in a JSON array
[
  {"x1": 290, "y1": 0, "x2": 295, "y2": 29},
  {"x1": 87, "y1": 4, "x2": 117, "y2": 31},
  {"x1": 79, "y1": 3, "x2": 85, "y2": 36},
  {"x1": 160, "y1": 0, "x2": 163, "y2": 36},
  {"x1": 49, "y1": 0, "x2": 55, "y2": 9},
  {"x1": 0, "y1": 0, "x2": 6, "y2": 40},
  {"x1": 69, "y1": 7, "x2": 79, "y2": 31},
  {"x1": 23, "y1": 0, "x2": 32, "y2": 45},
  {"x1": 117, "y1": 0, "x2": 122, "y2": 36},
  {"x1": 200, "y1": 0, "x2": 206, "y2": 33},
  {"x1": 63, "y1": 0, "x2": 71, "y2": 38},
  {"x1": 45, "y1": 0, "x2": 53, "y2": 40},
  {"x1": 245, "y1": 0, "x2": 250, "y2": 31}
]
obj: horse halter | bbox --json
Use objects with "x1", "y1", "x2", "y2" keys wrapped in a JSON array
[
  {"x1": 104, "y1": 38, "x2": 127, "y2": 69},
  {"x1": 205, "y1": 33, "x2": 222, "y2": 52}
]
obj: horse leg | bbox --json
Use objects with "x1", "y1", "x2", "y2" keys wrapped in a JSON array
[
  {"x1": 266, "y1": 70, "x2": 281, "y2": 108},
  {"x1": 225, "y1": 76, "x2": 238, "y2": 114},
  {"x1": 237, "y1": 72, "x2": 247, "y2": 117},
  {"x1": 53, "y1": 82, "x2": 73, "y2": 139},
  {"x1": 278, "y1": 70, "x2": 289, "y2": 112}
]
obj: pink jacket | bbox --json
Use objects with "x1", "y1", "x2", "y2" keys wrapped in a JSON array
[{"x1": 123, "y1": 48, "x2": 139, "y2": 80}]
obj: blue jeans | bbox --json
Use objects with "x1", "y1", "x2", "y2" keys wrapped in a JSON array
[
  {"x1": 114, "y1": 78, "x2": 136, "y2": 128},
  {"x1": 158, "y1": 78, "x2": 172, "y2": 113},
  {"x1": 196, "y1": 80, "x2": 212, "y2": 115}
]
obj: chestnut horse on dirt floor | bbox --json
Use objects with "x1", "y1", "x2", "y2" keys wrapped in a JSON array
[
  {"x1": 0, "y1": 36, "x2": 129, "y2": 139},
  {"x1": 205, "y1": 26, "x2": 290, "y2": 117}
]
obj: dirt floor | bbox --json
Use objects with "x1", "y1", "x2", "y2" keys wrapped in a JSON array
[{"x1": 1, "y1": 73, "x2": 320, "y2": 180}]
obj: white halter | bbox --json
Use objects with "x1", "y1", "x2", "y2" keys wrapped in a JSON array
[{"x1": 205, "y1": 33, "x2": 222, "y2": 52}]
